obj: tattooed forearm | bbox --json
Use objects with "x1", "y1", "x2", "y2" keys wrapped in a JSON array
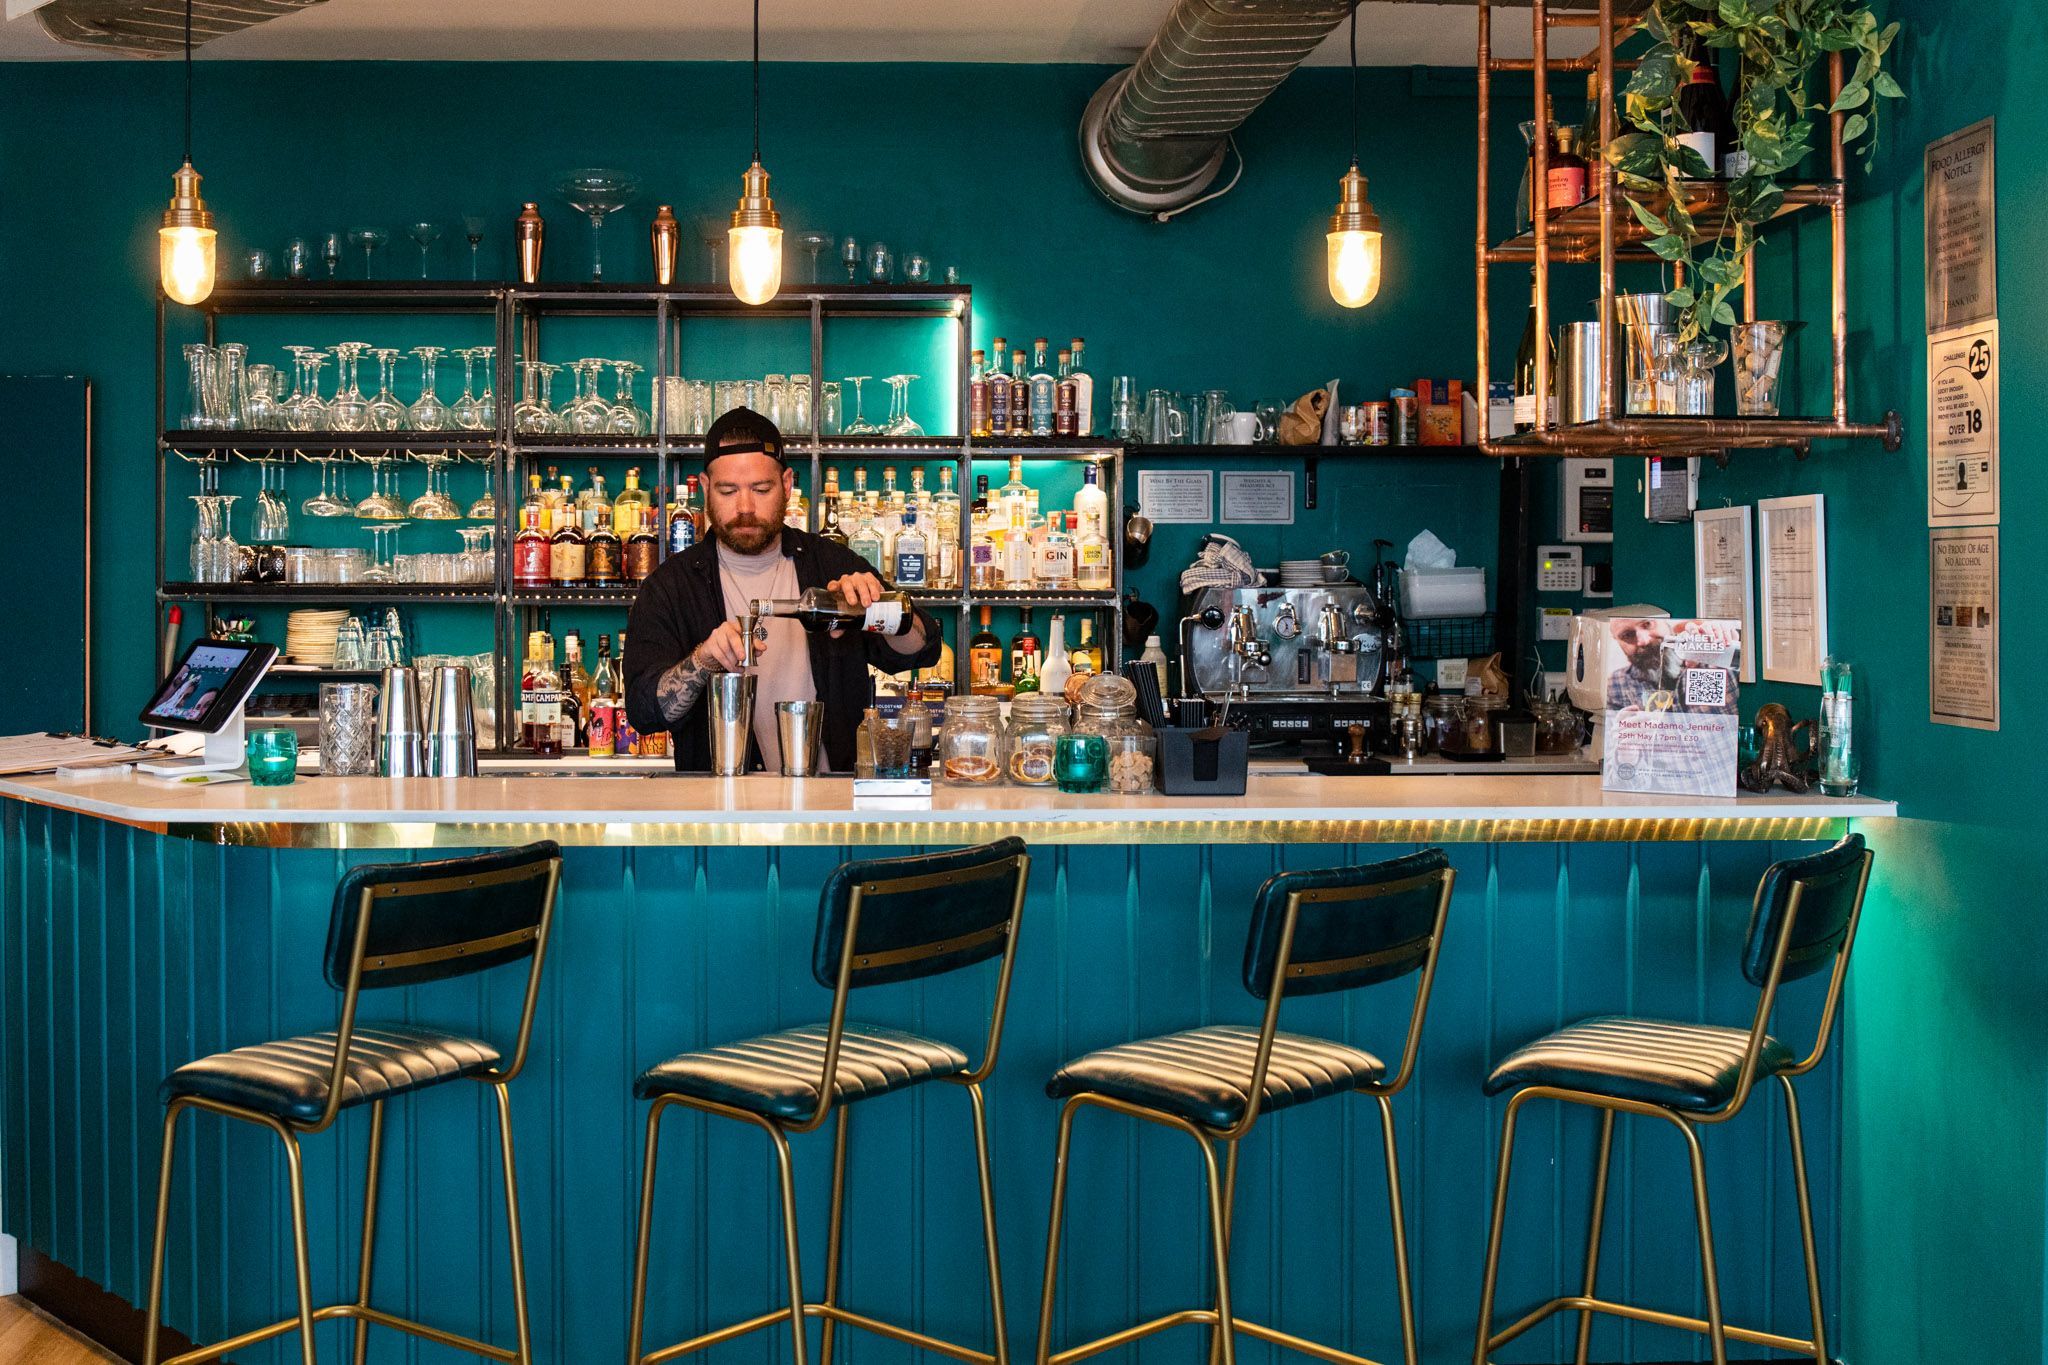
[{"x1": 655, "y1": 655, "x2": 715, "y2": 723}]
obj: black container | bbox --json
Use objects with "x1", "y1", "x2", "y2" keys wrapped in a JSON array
[{"x1": 1156, "y1": 727, "x2": 1250, "y2": 796}]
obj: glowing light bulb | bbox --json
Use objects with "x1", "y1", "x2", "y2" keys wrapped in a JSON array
[
  {"x1": 1326, "y1": 228, "x2": 1382, "y2": 309},
  {"x1": 158, "y1": 160, "x2": 216, "y2": 306},
  {"x1": 728, "y1": 224, "x2": 784, "y2": 306}
]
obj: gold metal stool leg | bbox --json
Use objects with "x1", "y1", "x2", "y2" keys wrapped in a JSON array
[
  {"x1": 1778, "y1": 1075, "x2": 1830, "y2": 1365},
  {"x1": 1376, "y1": 1096, "x2": 1419, "y2": 1365},
  {"x1": 1197, "y1": 1135, "x2": 1237, "y2": 1365},
  {"x1": 767, "y1": 1123, "x2": 812, "y2": 1365},
  {"x1": 626, "y1": 1101, "x2": 668, "y2": 1365},
  {"x1": 1206, "y1": 1140, "x2": 1239, "y2": 1365},
  {"x1": 965, "y1": 1083, "x2": 1012, "y2": 1365},
  {"x1": 279, "y1": 1126, "x2": 321, "y2": 1365},
  {"x1": 492, "y1": 1082, "x2": 535, "y2": 1365},
  {"x1": 1671, "y1": 1115, "x2": 1729, "y2": 1365},
  {"x1": 352, "y1": 1100, "x2": 389, "y2": 1365},
  {"x1": 819, "y1": 1107, "x2": 852, "y2": 1365},
  {"x1": 142, "y1": 1103, "x2": 186, "y2": 1365},
  {"x1": 1572, "y1": 1109, "x2": 1616, "y2": 1365},
  {"x1": 1031, "y1": 1099, "x2": 1083, "y2": 1365},
  {"x1": 1470, "y1": 1090, "x2": 1531, "y2": 1365}
]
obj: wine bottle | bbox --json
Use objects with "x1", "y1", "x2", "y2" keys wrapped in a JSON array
[
  {"x1": 755, "y1": 587, "x2": 917, "y2": 636},
  {"x1": 1675, "y1": 35, "x2": 1734, "y2": 179},
  {"x1": 1512, "y1": 272, "x2": 1553, "y2": 431}
]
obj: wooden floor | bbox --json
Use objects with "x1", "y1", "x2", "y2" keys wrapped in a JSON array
[{"x1": 0, "y1": 1296, "x2": 120, "y2": 1364}]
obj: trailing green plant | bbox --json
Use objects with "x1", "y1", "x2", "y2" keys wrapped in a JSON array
[{"x1": 1605, "y1": 0, "x2": 1903, "y2": 342}]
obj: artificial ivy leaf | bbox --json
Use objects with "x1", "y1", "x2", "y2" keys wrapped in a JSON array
[
  {"x1": 1608, "y1": 131, "x2": 1662, "y2": 177},
  {"x1": 1628, "y1": 51, "x2": 1678, "y2": 100},
  {"x1": 1648, "y1": 234, "x2": 1690, "y2": 262},
  {"x1": 1698, "y1": 257, "x2": 1740, "y2": 286},
  {"x1": 1712, "y1": 298, "x2": 1739, "y2": 328},
  {"x1": 1666, "y1": 285, "x2": 1696, "y2": 309},
  {"x1": 1874, "y1": 71, "x2": 1904, "y2": 99},
  {"x1": 1673, "y1": 142, "x2": 1715, "y2": 178},
  {"x1": 1832, "y1": 81, "x2": 1870, "y2": 112},
  {"x1": 1842, "y1": 112, "x2": 1870, "y2": 143},
  {"x1": 1816, "y1": 28, "x2": 1858, "y2": 51},
  {"x1": 1879, "y1": 20, "x2": 1900, "y2": 51},
  {"x1": 1628, "y1": 198, "x2": 1671, "y2": 234}
]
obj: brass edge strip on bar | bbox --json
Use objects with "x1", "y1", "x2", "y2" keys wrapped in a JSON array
[
  {"x1": 169, "y1": 814, "x2": 1858, "y2": 850},
  {"x1": 853, "y1": 921, "x2": 1007, "y2": 971},
  {"x1": 367, "y1": 925, "x2": 538, "y2": 972}
]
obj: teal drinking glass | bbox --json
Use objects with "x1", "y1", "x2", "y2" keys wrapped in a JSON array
[{"x1": 246, "y1": 727, "x2": 299, "y2": 786}]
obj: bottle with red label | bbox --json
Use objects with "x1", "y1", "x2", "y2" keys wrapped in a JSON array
[{"x1": 513, "y1": 506, "x2": 550, "y2": 588}]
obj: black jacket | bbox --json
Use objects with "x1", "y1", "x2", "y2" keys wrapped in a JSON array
[{"x1": 622, "y1": 529, "x2": 943, "y2": 773}]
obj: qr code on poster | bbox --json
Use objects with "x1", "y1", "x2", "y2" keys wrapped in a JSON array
[{"x1": 1683, "y1": 668, "x2": 1730, "y2": 710}]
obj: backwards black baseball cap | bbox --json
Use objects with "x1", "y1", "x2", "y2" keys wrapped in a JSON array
[{"x1": 703, "y1": 405, "x2": 787, "y2": 466}]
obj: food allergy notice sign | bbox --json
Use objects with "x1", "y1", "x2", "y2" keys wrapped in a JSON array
[
  {"x1": 1925, "y1": 119, "x2": 1996, "y2": 332},
  {"x1": 1927, "y1": 321, "x2": 1998, "y2": 525}
]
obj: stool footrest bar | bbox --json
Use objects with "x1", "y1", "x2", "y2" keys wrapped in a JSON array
[
  {"x1": 1484, "y1": 1294, "x2": 1819, "y2": 1356},
  {"x1": 1047, "y1": 1309, "x2": 1217, "y2": 1365},
  {"x1": 643, "y1": 1303, "x2": 998, "y2": 1365},
  {"x1": 162, "y1": 1303, "x2": 518, "y2": 1365},
  {"x1": 1233, "y1": 1317, "x2": 1389, "y2": 1365}
]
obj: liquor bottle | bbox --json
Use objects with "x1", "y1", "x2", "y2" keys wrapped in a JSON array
[
  {"x1": 687, "y1": 475, "x2": 709, "y2": 539},
  {"x1": 1068, "y1": 339, "x2": 1095, "y2": 436},
  {"x1": 1674, "y1": 33, "x2": 1733, "y2": 178},
  {"x1": 1073, "y1": 461, "x2": 1109, "y2": 540},
  {"x1": 1513, "y1": 271, "x2": 1554, "y2": 431},
  {"x1": 819, "y1": 467, "x2": 848, "y2": 546},
  {"x1": 1074, "y1": 512, "x2": 1112, "y2": 590},
  {"x1": 999, "y1": 455, "x2": 1031, "y2": 532},
  {"x1": 1034, "y1": 512, "x2": 1076, "y2": 590},
  {"x1": 932, "y1": 466, "x2": 961, "y2": 589},
  {"x1": 1008, "y1": 349, "x2": 1030, "y2": 436},
  {"x1": 513, "y1": 506, "x2": 550, "y2": 588},
  {"x1": 1028, "y1": 339, "x2": 1056, "y2": 436},
  {"x1": 1138, "y1": 635, "x2": 1170, "y2": 699},
  {"x1": 971, "y1": 473, "x2": 990, "y2": 522},
  {"x1": 755, "y1": 586, "x2": 920, "y2": 636},
  {"x1": 969, "y1": 494, "x2": 997, "y2": 590},
  {"x1": 520, "y1": 631, "x2": 564, "y2": 758},
  {"x1": 579, "y1": 467, "x2": 610, "y2": 515},
  {"x1": 785, "y1": 479, "x2": 808, "y2": 531},
  {"x1": 1038, "y1": 614, "x2": 1073, "y2": 697},
  {"x1": 615, "y1": 466, "x2": 653, "y2": 540},
  {"x1": 586, "y1": 634, "x2": 619, "y2": 758},
  {"x1": 849, "y1": 510, "x2": 885, "y2": 575},
  {"x1": 539, "y1": 467, "x2": 566, "y2": 520},
  {"x1": 968, "y1": 347, "x2": 991, "y2": 438},
  {"x1": 586, "y1": 506, "x2": 622, "y2": 586},
  {"x1": 1054, "y1": 349, "x2": 1077, "y2": 437},
  {"x1": 1000, "y1": 512, "x2": 1034, "y2": 589},
  {"x1": 968, "y1": 606, "x2": 1004, "y2": 693},
  {"x1": 1010, "y1": 609, "x2": 1042, "y2": 688},
  {"x1": 1721, "y1": 65, "x2": 1752, "y2": 177},
  {"x1": 625, "y1": 505, "x2": 659, "y2": 581},
  {"x1": 908, "y1": 465, "x2": 929, "y2": 523},
  {"x1": 1547, "y1": 122, "x2": 1587, "y2": 208},
  {"x1": 1070, "y1": 617, "x2": 1102, "y2": 676},
  {"x1": 550, "y1": 505, "x2": 587, "y2": 585},
  {"x1": 986, "y1": 338, "x2": 1012, "y2": 435},
  {"x1": 1577, "y1": 71, "x2": 1606, "y2": 183},
  {"x1": 666, "y1": 481, "x2": 698, "y2": 555},
  {"x1": 892, "y1": 509, "x2": 930, "y2": 588},
  {"x1": 562, "y1": 632, "x2": 593, "y2": 745},
  {"x1": 592, "y1": 632, "x2": 620, "y2": 702}
]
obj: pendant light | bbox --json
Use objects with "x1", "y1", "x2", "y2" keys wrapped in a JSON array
[
  {"x1": 727, "y1": 0, "x2": 783, "y2": 306},
  {"x1": 1325, "y1": 3, "x2": 1383, "y2": 310},
  {"x1": 159, "y1": 0, "x2": 217, "y2": 306}
]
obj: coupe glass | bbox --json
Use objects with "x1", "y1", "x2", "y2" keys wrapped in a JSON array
[
  {"x1": 462, "y1": 213, "x2": 489, "y2": 279},
  {"x1": 326, "y1": 342, "x2": 371, "y2": 432},
  {"x1": 842, "y1": 375, "x2": 876, "y2": 435},
  {"x1": 301, "y1": 453, "x2": 352, "y2": 517},
  {"x1": 366, "y1": 349, "x2": 407, "y2": 431},
  {"x1": 407, "y1": 451, "x2": 462, "y2": 519},
  {"x1": 884, "y1": 374, "x2": 923, "y2": 437},
  {"x1": 354, "y1": 454, "x2": 405, "y2": 519},
  {"x1": 407, "y1": 346, "x2": 453, "y2": 431},
  {"x1": 361, "y1": 522, "x2": 409, "y2": 584},
  {"x1": 793, "y1": 230, "x2": 832, "y2": 284},
  {"x1": 450, "y1": 347, "x2": 487, "y2": 430},
  {"x1": 348, "y1": 227, "x2": 388, "y2": 278},
  {"x1": 406, "y1": 221, "x2": 441, "y2": 278},
  {"x1": 608, "y1": 361, "x2": 647, "y2": 435},
  {"x1": 556, "y1": 169, "x2": 641, "y2": 282}
]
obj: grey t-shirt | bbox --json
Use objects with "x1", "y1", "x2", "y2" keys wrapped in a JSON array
[{"x1": 715, "y1": 540, "x2": 816, "y2": 771}]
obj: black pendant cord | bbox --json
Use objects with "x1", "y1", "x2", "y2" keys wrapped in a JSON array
[
  {"x1": 1348, "y1": 0, "x2": 1359, "y2": 167},
  {"x1": 182, "y1": 0, "x2": 194, "y2": 164},
  {"x1": 750, "y1": 0, "x2": 761, "y2": 164}
]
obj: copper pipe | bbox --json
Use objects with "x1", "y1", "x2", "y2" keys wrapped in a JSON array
[
  {"x1": 1743, "y1": 248, "x2": 1757, "y2": 323},
  {"x1": 1596, "y1": 0, "x2": 1615, "y2": 420},
  {"x1": 1490, "y1": 56, "x2": 1640, "y2": 73},
  {"x1": 1828, "y1": 50, "x2": 1848, "y2": 424},
  {"x1": 1485, "y1": 414, "x2": 1902, "y2": 455},
  {"x1": 1474, "y1": 0, "x2": 1492, "y2": 425},
  {"x1": 1532, "y1": 0, "x2": 1551, "y2": 431}
]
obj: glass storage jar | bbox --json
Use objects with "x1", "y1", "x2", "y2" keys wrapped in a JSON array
[
  {"x1": 1533, "y1": 699, "x2": 1583, "y2": 755},
  {"x1": 939, "y1": 695, "x2": 1005, "y2": 785},
  {"x1": 1005, "y1": 693, "x2": 1068, "y2": 787},
  {"x1": 1076, "y1": 700, "x2": 1157, "y2": 794},
  {"x1": 1421, "y1": 694, "x2": 1464, "y2": 754}
]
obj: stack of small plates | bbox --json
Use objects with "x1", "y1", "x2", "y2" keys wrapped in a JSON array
[
  {"x1": 1279, "y1": 559, "x2": 1326, "y2": 587},
  {"x1": 284, "y1": 609, "x2": 349, "y2": 668}
]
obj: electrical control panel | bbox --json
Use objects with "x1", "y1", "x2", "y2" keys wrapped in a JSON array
[
  {"x1": 1536, "y1": 544, "x2": 1584, "y2": 593},
  {"x1": 1561, "y1": 460, "x2": 1615, "y2": 543}
]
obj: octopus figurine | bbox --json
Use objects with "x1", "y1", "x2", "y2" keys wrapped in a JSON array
[{"x1": 1739, "y1": 702, "x2": 1817, "y2": 794}]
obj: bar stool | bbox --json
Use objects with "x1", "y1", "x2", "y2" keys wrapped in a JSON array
[
  {"x1": 625, "y1": 836, "x2": 1031, "y2": 1365},
  {"x1": 1034, "y1": 848, "x2": 1457, "y2": 1365},
  {"x1": 141, "y1": 840, "x2": 563, "y2": 1365},
  {"x1": 1471, "y1": 833, "x2": 1873, "y2": 1365}
]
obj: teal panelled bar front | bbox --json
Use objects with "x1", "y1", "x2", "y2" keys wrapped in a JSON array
[{"x1": 1, "y1": 798, "x2": 1844, "y2": 1365}]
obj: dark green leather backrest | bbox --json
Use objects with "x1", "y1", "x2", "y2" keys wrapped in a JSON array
[
  {"x1": 1742, "y1": 833, "x2": 1869, "y2": 987},
  {"x1": 1243, "y1": 849, "x2": 1451, "y2": 999},
  {"x1": 325, "y1": 841, "x2": 562, "y2": 991},
  {"x1": 814, "y1": 837, "x2": 1028, "y2": 990}
]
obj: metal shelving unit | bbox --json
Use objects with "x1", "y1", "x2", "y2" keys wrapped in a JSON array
[{"x1": 1475, "y1": 0, "x2": 1903, "y2": 459}]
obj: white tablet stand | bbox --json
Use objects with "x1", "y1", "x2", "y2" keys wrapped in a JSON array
[{"x1": 137, "y1": 702, "x2": 248, "y2": 778}]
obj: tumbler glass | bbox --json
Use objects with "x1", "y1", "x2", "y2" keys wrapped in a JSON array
[
  {"x1": 319, "y1": 682, "x2": 380, "y2": 776},
  {"x1": 245, "y1": 727, "x2": 299, "y2": 786},
  {"x1": 1732, "y1": 321, "x2": 1796, "y2": 416}
]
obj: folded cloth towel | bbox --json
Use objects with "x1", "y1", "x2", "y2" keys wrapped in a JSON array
[{"x1": 1180, "y1": 534, "x2": 1260, "y2": 597}]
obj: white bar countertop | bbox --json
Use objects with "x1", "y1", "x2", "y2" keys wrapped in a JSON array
[{"x1": 0, "y1": 766, "x2": 1896, "y2": 849}]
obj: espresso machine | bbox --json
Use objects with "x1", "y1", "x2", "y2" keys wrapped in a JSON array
[{"x1": 1177, "y1": 582, "x2": 1394, "y2": 755}]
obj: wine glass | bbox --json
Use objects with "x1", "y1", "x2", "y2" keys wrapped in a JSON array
[
  {"x1": 293, "y1": 352, "x2": 331, "y2": 432},
  {"x1": 839, "y1": 236, "x2": 861, "y2": 284},
  {"x1": 320, "y1": 232, "x2": 343, "y2": 279},
  {"x1": 300, "y1": 452, "x2": 352, "y2": 517},
  {"x1": 366, "y1": 349, "x2": 407, "y2": 430},
  {"x1": 793, "y1": 230, "x2": 832, "y2": 284},
  {"x1": 407, "y1": 346, "x2": 452, "y2": 431},
  {"x1": 884, "y1": 374, "x2": 923, "y2": 437},
  {"x1": 348, "y1": 227, "x2": 388, "y2": 279},
  {"x1": 406, "y1": 221, "x2": 441, "y2": 278},
  {"x1": 556, "y1": 169, "x2": 641, "y2": 282},
  {"x1": 326, "y1": 342, "x2": 371, "y2": 432},
  {"x1": 695, "y1": 216, "x2": 726, "y2": 284},
  {"x1": 354, "y1": 454, "x2": 402, "y2": 519},
  {"x1": 461, "y1": 213, "x2": 489, "y2": 279},
  {"x1": 476, "y1": 346, "x2": 497, "y2": 428},
  {"x1": 188, "y1": 493, "x2": 220, "y2": 581},
  {"x1": 609, "y1": 361, "x2": 647, "y2": 435},
  {"x1": 361, "y1": 522, "x2": 409, "y2": 584},
  {"x1": 843, "y1": 375, "x2": 876, "y2": 435},
  {"x1": 450, "y1": 347, "x2": 487, "y2": 430},
  {"x1": 464, "y1": 452, "x2": 496, "y2": 521}
]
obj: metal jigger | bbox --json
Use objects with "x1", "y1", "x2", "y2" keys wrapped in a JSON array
[
  {"x1": 706, "y1": 610, "x2": 763, "y2": 777},
  {"x1": 424, "y1": 663, "x2": 478, "y2": 777},
  {"x1": 376, "y1": 665, "x2": 425, "y2": 777}
]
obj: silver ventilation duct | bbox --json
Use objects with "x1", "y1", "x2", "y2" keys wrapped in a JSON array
[
  {"x1": 37, "y1": 0, "x2": 326, "y2": 55},
  {"x1": 1080, "y1": 0, "x2": 1355, "y2": 217}
]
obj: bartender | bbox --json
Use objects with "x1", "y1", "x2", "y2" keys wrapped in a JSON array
[{"x1": 623, "y1": 407, "x2": 942, "y2": 772}]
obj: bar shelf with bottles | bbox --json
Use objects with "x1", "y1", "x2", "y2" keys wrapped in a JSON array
[{"x1": 1473, "y1": 0, "x2": 1902, "y2": 459}]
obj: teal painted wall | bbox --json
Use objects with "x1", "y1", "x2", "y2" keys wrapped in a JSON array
[
  {"x1": 0, "y1": 59, "x2": 1535, "y2": 733},
  {"x1": 1609, "y1": 3, "x2": 2048, "y2": 1360}
]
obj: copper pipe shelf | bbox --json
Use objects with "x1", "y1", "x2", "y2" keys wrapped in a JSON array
[
  {"x1": 1483, "y1": 413, "x2": 1905, "y2": 460},
  {"x1": 1488, "y1": 180, "x2": 1842, "y2": 264}
]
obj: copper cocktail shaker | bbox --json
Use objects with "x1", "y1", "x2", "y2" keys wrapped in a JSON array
[
  {"x1": 651, "y1": 205, "x2": 679, "y2": 286},
  {"x1": 515, "y1": 202, "x2": 545, "y2": 284}
]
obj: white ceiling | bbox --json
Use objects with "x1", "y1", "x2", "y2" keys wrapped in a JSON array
[{"x1": 0, "y1": 0, "x2": 1592, "y2": 64}]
